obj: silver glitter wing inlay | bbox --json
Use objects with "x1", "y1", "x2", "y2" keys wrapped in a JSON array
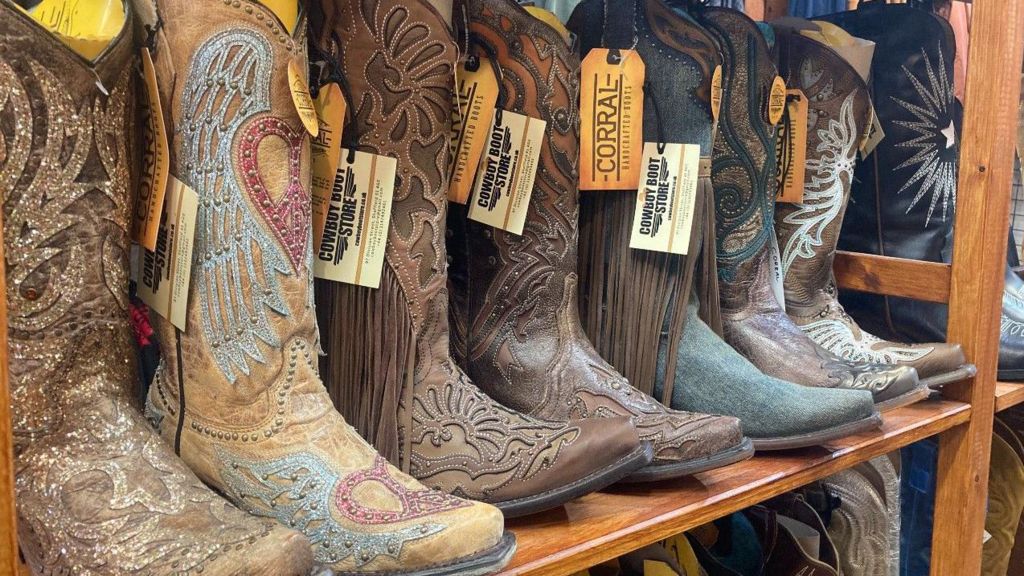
[
  {"x1": 802, "y1": 318, "x2": 932, "y2": 364},
  {"x1": 217, "y1": 449, "x2": 445, "y2": 566},
  {"x1": 890, "y1": 45, "x2": 957, "y2": 227},
  {"x1": 177, "y1": 29, "x2": 292, "y2": 383},
  {"x1": 781, "y1": 92, "x2": 858, "y2": 279}
]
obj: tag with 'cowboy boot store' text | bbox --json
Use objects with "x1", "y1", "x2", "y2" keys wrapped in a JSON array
[
  {"x1": 133, "y1": 47, "x2": 169, "y2": 252},
  {"x1": 311, "y1": 82, "x2": 347, "y2": 253},
  {"x1": 467, "y1": 109, "x2": 546, "y2": 235},
  {"x1": 579, "y1": 48, "x2": 645, "y2": 191},
  {"x1": 629, "y1": 142, "x2": 700, "y2": 255},
  {"x1": 448, "y1": 56, "x2": 499, "y2": 204},
  {"x1": 137, "y1": 176, "x2": 199, "y2": 331},
  {"x1": 776, "y1": 89, "x2": 808, "y2": 203},
  {"x1": 314, "y1": 150, "x2": 396, "y2": 289}
]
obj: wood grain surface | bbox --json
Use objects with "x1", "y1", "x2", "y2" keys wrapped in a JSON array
[
  {"x1": 996, "y1": 381, "x2": 1024, "y2": 413},
  {"x1": 834, "y1": 251, "x2": 951, "y2": 303}
]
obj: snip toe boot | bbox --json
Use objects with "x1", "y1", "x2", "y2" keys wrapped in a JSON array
[
  {"x1": 449, "y1": 0, "x2": 753, "y2": 483},
  {"x1": 570, "y1": 0, "x2": 882, "y2": 451},
  {"x1": 1, "y1": 2, "x2": 314, "y2": 573},
  {"x1": 772, "y1": 25, "x2": 973, "y2": 390},
  {"x1": 311, "y1": 0, "x2": 649, "y2": 517},
  {"x1": 701, "y1": 7, "x2": 926, "y2": 411},
  {"x1": 142, "y1": 0, "x2": 516, "y2": 572}
]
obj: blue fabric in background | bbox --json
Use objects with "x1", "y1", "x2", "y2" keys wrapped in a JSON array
[
  {"x1": 788, "y1": 0, "x2": 847, "y2": 17},
  {"x1": 900, "y1": 439, "x2": 939, "y2": 576},
  {"x1": 706, "y1": 0, "x2": 746, "y2": 9}
]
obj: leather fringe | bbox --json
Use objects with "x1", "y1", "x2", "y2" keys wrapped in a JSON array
[
  {"x1": 697, "y1": 176, "x2": 723, "y2": 335},
  {"x1": 315, "y1": 268, "x2": 412, "y2": 466}
]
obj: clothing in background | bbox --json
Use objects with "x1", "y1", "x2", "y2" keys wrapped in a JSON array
[{"x1": 788, "y1": 0, "x2": 845, "y2": 18}]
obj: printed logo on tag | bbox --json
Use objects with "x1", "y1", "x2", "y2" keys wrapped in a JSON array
[
  {"x1": 314, "y1": 150, "x2": 397, "y2": 288},
  {"x1": 776, "y1": 89, "x2": 808, "y2": 203},
  {"x1": 311, "y1": 82, "x2": 347, "y2": 253},
  {"x1": 768, "y1": 75, "x2": 787, "y2": 126},
  {"x1": 467, "y1": 109, "x2": 546, "y2": 235},
  {"x1": 288, "y1": 59, "x2": 319, "y2": 138},
  {"x1": 133, "y1": 47, "x2": 169, "y2": 252},
  {"x1": 860, "y1": 102, "x2": 885, "y2": 159},
  {"x1": 711, "y1": 65, "x2": 723, "y2": 123},
  {"x1": 629, "y1": 142, "x2": 700, "y2": 255},
  {"x1": 579, "y1": 48, "x2": 645, "y2": 191},
  {"x1": 137, "y1": 176, "x2": 199, "y2": 331},
  {"x1": 448, "y1": 56, "x2": 499, "y2": 204}
]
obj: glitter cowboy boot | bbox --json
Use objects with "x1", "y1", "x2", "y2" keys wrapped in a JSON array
[
  {"x1": 772, "y1": 24, "x2": 974, "y2": 390},
  {"x1": 311, "y1": 0, "x2": 649, "y2": 517},
  {"x1": 570, "y1": 0, "x2": 881, "y2": 450},
  {"x1": 448, "y1": 0, "x2": 753, "y2": 483},
  {"x1": 701, "y1": 7, "x2": 926, "y2": 411},
  {"x1": 0, "y1": 1, "x2": 315, "y2": 573},
  {"x1": 142, "y1": 0, "x2": 516, "y2": 572}
]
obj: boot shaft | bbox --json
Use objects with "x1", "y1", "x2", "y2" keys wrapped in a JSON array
[{"x1": 1, "y1": 2, "x2": 137, "y2": 450}]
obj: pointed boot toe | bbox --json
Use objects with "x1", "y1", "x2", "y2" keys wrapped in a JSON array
[
  {"x1": 622, "y1": 413, "x2": 752, "y2": 483},
  {"x1": 847, "y1": 364, "x2": 929, "y2": 410}
]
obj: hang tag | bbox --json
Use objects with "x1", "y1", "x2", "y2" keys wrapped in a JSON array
[
  {"x1": 643, "y1": 560, "x2": 680, "y2": 576},
  {"x1": 775, "y1": 89, "x2": 808, "y2": 203},
  {"x1": 311, "y1": 83, "x2": 347, "y2": 253},
  {"x1": 860, "y1": 102, "x2": 885, "y2": 159},
  {"x1": 448, "y1": 57, "x2": 499, "y2": 204},
  {"x1": 132, "y1": 47, "x2": 170, "y2": 252},
  {"x1": 467, "y1": 109, "x2": 546, "y2": 235},
  {"x1": 288, "y1": 59, "x2": 319, "y2": 138},
  {"x1": 629, "y1": 142, "x2": 700, "y2": 255},
  {"x1": 710, "y1": 65, "x2": 723, "y2": 123},
  {"x1": 579, "y1": 48, "x2": 645, "y2": 191},
  {"x1": 137, "y1": 176, "x2": 199, "y2": 331},
  {"x1": 767, "y1": 75, "x2": 787, "y2": 126},
  {"x1": 314, "y1": 150, "x2": 397, "y2": 288}
]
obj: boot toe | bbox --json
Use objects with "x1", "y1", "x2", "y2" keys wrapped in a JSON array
[
  {"x1": 394, "y1": 501, "x2": 512, "y2": 575},
  {"x1": 203, "y1": 524, "x2": 314, "y2": 576}
]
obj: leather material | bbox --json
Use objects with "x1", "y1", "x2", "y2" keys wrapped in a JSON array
[
  {"x1": 1, "y1": 3, "x2": 314, "y2": 573},
  {"x1": 765, "y1": 493, "x2": 841, "y2": 572},
  {"x1": 143, "y1": 1, "x2": 511, "y2": 572},
  {"x1": 997, "y1": 267, "x2": 1024, "y2": 379},
  {"x1": 773, "y1": 29, "x2": 968, "y2": 385},
  {"x1": 703, "y1": 7, "x2": 922, "y2": 407},
  {"x1": 856, "y1": 456, "x2": 902, "y2": 575},
  {"x1": 451, "y1": 0, "x2": 748, "y2": 476},
  {"x1": 985, "y1": 420, "x2": 1024, "y2": 576},
  {"x1": 311, "y1": 0, "x2": 645, "y2": 510},
  {"x1": 822, "y1": 467, "x2": 890, "y2": 576},
  {"x1": 745, "y1": 505, "x2": 839, "y2": 576}
]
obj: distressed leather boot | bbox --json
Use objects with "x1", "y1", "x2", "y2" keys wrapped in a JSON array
[
  {"x1": 703, "y1": 7, "x2": 926, "y2": 411},
  {"x1": 142, "y1": 0, "x2": 516, "y2": 572},
  {"x1": 772, "y1": 25, "x2": 973, "y2": 390},
  {"x1": 570, "y1": 0, "x2": 882, "y2": 450},
  {"x1": 311, "y1": 0, "x2": 649, "y2": 517},
  {"x1": 1, "y1": 2, "x2": 314, "y2": 573},
  {"x1": 449, "y1": 0, "x2": 753, "y2": 483},
  {"x1": 819, "y1": 466, "x2": 891, "y2": 576}
]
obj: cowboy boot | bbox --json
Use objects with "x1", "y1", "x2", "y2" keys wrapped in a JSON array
[
  {"x1": 450, "y1": 0, "x2": 752, "y2": 483},
  {"x1": 819, "y1": 466, "x2": 890, "y2": 576},
  {"x1": 701, "y1": 7, "x2": 926, "y2": 411},
  {"x1": 984, "y1": 419, "x2": 1024, "y2": 576},
  {"x1": 765, "y1": 493, "x2": 842, "y2": 573},
  {"x1": 0, "y1": 2, "x2": 315, "y2": 573},
  {"x1": 142, "y1": 0, "x2": 517, "y2": 572},
  {"x1": 569, "y1": 0, "x2": 882, "y2": 451},
  {"x1": 772, "y1": 25, "x2": 974, "y2": 390},
  {"x1": 744, "y1": 505, "x2": 839, "y2": 576},
  {"x1": 311, "y1": 0, "x2": 649, "y2": 517}
]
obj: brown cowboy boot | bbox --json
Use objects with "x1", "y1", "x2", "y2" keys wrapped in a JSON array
[
  {"x1": 311, "y1": 0, "x2": 649, "y2": 516},
  {"x1": 1, "y1": 1, "x2": 314, "y2": 573},
  {"x1": 449, "y1": 0, "x2": 752, "y2": 483},
  {"x1": 772, "y1": 25, "x2": 974, "y2": 390},
  {"x1": 142, "y1": 0, "x2": 516, "y2": 572},
  {"x1": 702, "y1": 7, "x2": 926, "y2": 411}
]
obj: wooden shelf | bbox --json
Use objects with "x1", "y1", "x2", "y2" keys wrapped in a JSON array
[
  {"x1": 501, "y1": 398, "x2": 970, "y2": 576},
  {"x1": 996, "y1": 381, "x2": 1024, "y2": 412},
  {"x1": 834, "y1": 251, "x2": 952, "y2": 304}
]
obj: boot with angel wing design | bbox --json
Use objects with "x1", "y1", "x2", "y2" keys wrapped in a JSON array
[{"x1": 141, "y1": 0, "x2": 515, "y2": 573}]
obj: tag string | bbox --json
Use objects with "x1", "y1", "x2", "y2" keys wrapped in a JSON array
[{"x1": 644, "y1": 83, "x2": 668, "y2": 154}]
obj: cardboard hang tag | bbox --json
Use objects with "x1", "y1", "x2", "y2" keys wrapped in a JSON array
[
  {"x1": 448, "y1": 56, "x2": 499, "y2": 204},
  {"x1": 132, "y1": 47, "x2": 170, "y2": 252},
  {"x1": 314, "y1": 149, "x2": 397, "y2": 289},
  {"x1": 629, "y1": 142, "x2": 700, "y2": 255},
  {"x1": 288, "y1": 59, "x2": 319, "y2": 138},
  {"x1": 860, "y1": 102, "x2": 885, "y2": 159},
  {"x1": 775, "y1": 89, "x2": 808, "y2": 204},
  {"x1": 467, "y1": 109, "x2": 546, "y2": 235},
  {"x1": 136, "y1": 176, "x2": 199, "y2": 331},
  {"x1": 579, "y1": 48, "x2": 645, "y2": 191},
  {"x1": 311, "y1": 82, "x2": 347, "y2": 253}
]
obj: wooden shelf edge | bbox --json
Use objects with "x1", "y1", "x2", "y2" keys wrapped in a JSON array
[
  {"x1": 995, "y1": 381, "x2": 1024, "y2": 412},
  {"x1": 834, "y1": 251, "x2": 951, "y2": 304},
  {"x1": 502, "y1": 399, "x2": 970, "y2": 576}
]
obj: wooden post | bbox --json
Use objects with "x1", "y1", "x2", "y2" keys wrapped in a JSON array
[
  {"x1": 0, "y1": 210, "x2": 17, "y2": 574},
  {"x1": 933, "y1": 0, "x2": 1024, "y2": 573}
]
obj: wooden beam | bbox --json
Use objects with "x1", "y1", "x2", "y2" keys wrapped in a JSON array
[
  {"x1": 0, "y1": 210, "x2": 17, "y2": 575},
  {"x1": 834, "y1": 251, "x2": 952, "y2": 303},
  {"x1": 933, "y1": 0, "x2": 1024, "y2": 573}
]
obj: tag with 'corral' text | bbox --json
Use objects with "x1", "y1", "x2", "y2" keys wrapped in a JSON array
[
  {"x1": 579, "y1": 48, "x2": 644, "y2": 191},
  {"x1": 132, "y1": 47, "x2": 169, "y2": 252},
  {"x1": 775, "y1": 89, "x2": 808, "y2": 203},
  {"x1": 467, "y1": 109, "x2": 546, "y2": 235},
  {"x1": 137, "y1": 176, "x2": 198, "y2": 331},
  {"x1": 314, "y1": 150, "x2": 396, "y2": 289},
  {"x1": 629, "y1": 142, "x2": 699, "y2": 255},
  {"x1": 448, "y1": 56, "x2": 499, "y2": 204},
  {"x1": 311, "y1": 82, "x2": 347, "y2": 253}
]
